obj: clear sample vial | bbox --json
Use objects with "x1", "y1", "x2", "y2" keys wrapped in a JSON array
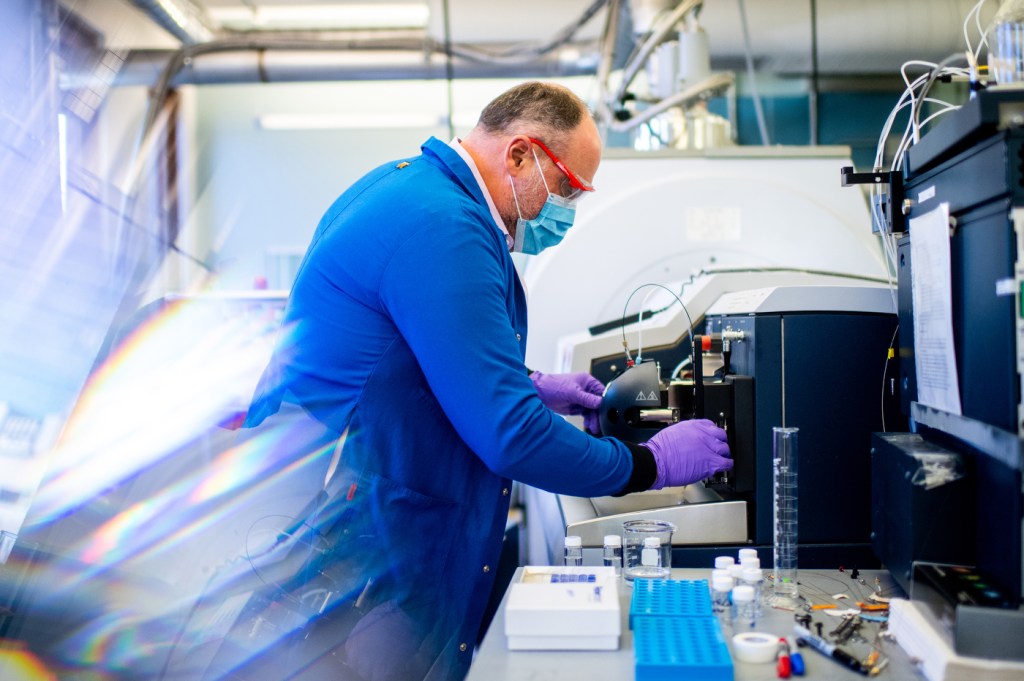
[
  {"x1": 628, "y1": 537, "x2": 670, "y2": 580},
  {"x1": 710, "y1": 568, "x2": 731, "y2": 582},
  {"x1": 740, "y1": 556, "x2": 761, "y2": 570},
  {"x1": 727, "y1": 563, "x2": 746, "y2": 583},
  {"x1": 711, "y1": 575, "x2": 735, "y2": 620},
  {"x1": 564, "y1": 535, "x2": 583, "y2": 567},
  {"x1": 714, "y1": 555, "x2": 735, "y2": 570},
  {"x1": 738, "y1": 548, "x2": 758, "y2": 563},
  {"x1": 741, "y1": 567, "x2": 765, "y2": 617},
  {"x1": 731, "y1": 584, "x2": 757, "y2": 630},
  {"x1": 603, "y1": 534, "x2": 623, "y2": 575}
]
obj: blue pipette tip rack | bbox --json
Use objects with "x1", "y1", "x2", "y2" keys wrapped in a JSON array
[
  {"x1": 630, "y1": 580, "x2": 733, "y2": 681},
  {"x1": 633, "y1": 616, "x2": 734, "y2": 681},
  {"x1": 628, "y1": 578, "x2": 713, "y2": 628}
]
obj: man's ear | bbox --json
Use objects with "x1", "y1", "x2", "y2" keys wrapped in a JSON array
[{"x1": 505, "y1": 135, "x2": 533, "y2": 175}]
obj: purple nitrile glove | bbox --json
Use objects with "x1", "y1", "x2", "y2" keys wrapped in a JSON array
[
  {"x1": 641, "y1": 419, "x2": 733, "y2": 489},
  {"x1": 530, "y1": 371, "x2": 604, "y2": 434}
]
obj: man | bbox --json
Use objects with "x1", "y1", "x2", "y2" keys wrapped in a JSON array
[{"x1": 243, "y1": 81, "x2": 732, "y2": 681}]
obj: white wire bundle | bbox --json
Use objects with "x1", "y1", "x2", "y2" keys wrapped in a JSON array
[
  {"x1": 964, "y1": 0, "x2": 993, "y2": 67},
  {"x1": 867, "y1": 51, "x2": 971, "y2": 312}
]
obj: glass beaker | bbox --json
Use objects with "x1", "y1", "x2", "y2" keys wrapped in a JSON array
[
  {"x1": 990, "y1": 0, "x2": 1024, "y2": 84},
  {"x1": 770, "y1": 427, "x2": 800, "y2": 609},
  {"x1": 623, "y1": 519, "x2": 675, "y2": 582}
]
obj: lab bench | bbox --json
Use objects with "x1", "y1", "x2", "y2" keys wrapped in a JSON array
[{"x1": 467, "y1": 568, "x2": 921, "y2": 681}]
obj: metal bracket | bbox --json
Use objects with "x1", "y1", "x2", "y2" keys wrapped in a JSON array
[{"x1": 840, "y1": 166, "x2": 905, "y2": 234}]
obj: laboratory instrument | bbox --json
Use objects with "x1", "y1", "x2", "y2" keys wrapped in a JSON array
[
  {"x1": 845, "y1": 86, "x2": 1024, "y2": 662},
  {"x1": 542, "y1": 282, "x2": 897, "y2": 571}
]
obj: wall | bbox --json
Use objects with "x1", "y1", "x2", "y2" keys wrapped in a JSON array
[{"x1": 187, "y1": 76, "x2": 597, "y2": 291}]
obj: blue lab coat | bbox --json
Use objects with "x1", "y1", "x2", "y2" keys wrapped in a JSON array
[{"x1": 244, "y1": 137, "x2": 645, "y2": 681}]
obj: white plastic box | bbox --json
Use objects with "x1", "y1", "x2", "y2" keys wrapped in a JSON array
[{"x1": 504, "y1": 566, "x2": 621, "y2": 651}]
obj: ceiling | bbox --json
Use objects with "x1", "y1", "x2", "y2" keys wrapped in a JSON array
[{"x1": 60, "y1": 0, "x2": 994, "y2": 76}]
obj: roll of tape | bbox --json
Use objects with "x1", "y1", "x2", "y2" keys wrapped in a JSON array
[{"x1": 732, "y1": 632, "x2": 779, "y2": 663}]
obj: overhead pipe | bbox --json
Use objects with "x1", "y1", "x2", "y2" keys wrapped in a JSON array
[
  {"x1": 129, "y1": 0, "x2": 216, "y2": 45},
  {"x1": 107, "y1": 44, "x2": 600, "y2": 87}
]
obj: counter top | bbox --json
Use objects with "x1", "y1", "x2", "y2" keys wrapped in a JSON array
[{"x1": 468, "y1": 567, "x2": 920, "y2": 681}]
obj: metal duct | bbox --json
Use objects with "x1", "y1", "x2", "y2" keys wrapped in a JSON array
[
  {"x1": 129, "y1": 0, "x2": 216, "y2": 44},
  {"x1": 110, "y1": 46, "x2": 598, "y2": 86}
]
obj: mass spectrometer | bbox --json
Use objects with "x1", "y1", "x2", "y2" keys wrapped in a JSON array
[{"x1": 534, "y1": 278, "x2": 899, "y2": 568}]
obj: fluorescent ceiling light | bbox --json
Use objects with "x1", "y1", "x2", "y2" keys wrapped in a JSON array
[
  {"x1": 209, "y1": 3, "x2": 430, "y2": 31},
  {"x1": 258, "y1": 113, "x2": 441, "y2": 130}
]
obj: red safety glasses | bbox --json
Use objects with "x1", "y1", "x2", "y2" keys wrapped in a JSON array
[{"x1": 528, "y1": 137, "x2": 595, "y2": 198}]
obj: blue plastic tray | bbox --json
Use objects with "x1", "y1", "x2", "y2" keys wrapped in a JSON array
[
  {"x1": 633, "y1": 616, "x2": 734, "y2": 681},
  {"x1": 628, "y1": 578, "x2": 713, "y2": 628}
]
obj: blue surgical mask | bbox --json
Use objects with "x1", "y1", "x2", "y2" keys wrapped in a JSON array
[{"x1": 509, "y1": 149, "x2": 578, "y2": 256}]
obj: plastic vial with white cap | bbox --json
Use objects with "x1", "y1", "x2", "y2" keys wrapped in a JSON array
[
  {"x1": 738, "y1": 548, "x2": 758, "y2": 563},
  {"x1": 603, "y1": 534, "x2": 623, "y2": 575},
  {"x1": 731, "y1": 584, "x2": 758, "y2": 630},
  {"x1": 711, "y1": 575, "x2": 735, "y2": 620},
  {"x1": 740, "y1": 556, "x2": 761, "y2": 570},
  {"x1": 631, "y1": 537, "x2": 670, "y2": 579},
  {"x1": 741, "y1": 567, "x2": 766, "y2": 617},
  {"x1": 714, "y1": 555, "x2": 735, "y2": 570},
  {"x1": 564, "y1": 535, "x2": 583, "y2": 567}
]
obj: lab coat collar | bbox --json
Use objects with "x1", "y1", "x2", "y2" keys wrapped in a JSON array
[
  {"x1": 447, "y1": 138, "x2": 513, "y2": 251},
  {"x1": 421, "y1": 136, "x2": 513, "y2": 252}
]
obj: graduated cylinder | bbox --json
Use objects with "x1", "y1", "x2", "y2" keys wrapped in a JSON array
[{"x1": 770, "y1": 426, "x2": 800, "y2": 608}]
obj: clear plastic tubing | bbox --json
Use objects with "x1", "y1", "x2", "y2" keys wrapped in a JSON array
[
  {"x1": 603, "y1": 534, "x2": 623, "y2": 575},
  {"x1": 564, "y1": 535, "x2": 583, "y2": 567},
  {"x1": 771, "y1": 426, "x2": 800, "y2": 608}
]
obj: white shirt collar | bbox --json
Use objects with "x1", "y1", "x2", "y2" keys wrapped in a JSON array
[{"x1": 448, "y1": 137, "x2": 513, "y2": 251}]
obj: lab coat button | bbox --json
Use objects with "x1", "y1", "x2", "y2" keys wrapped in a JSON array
[
  {"x1": 502, "y1": 487, "x2": 509, "y2": 496},
  {"x1": 459, "y1": 643, "x2": 468, "y2": 652},
  {"x1": 483, "y1": 565, "x2": 490, "y2": 573},
  {"x1": 516, "y1": 333, "x2": 521, "y2": 341}
]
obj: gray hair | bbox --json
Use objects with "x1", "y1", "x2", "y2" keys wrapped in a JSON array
[{"x1": 476, "y1": 81, "x2": 591, "y2": 150}]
